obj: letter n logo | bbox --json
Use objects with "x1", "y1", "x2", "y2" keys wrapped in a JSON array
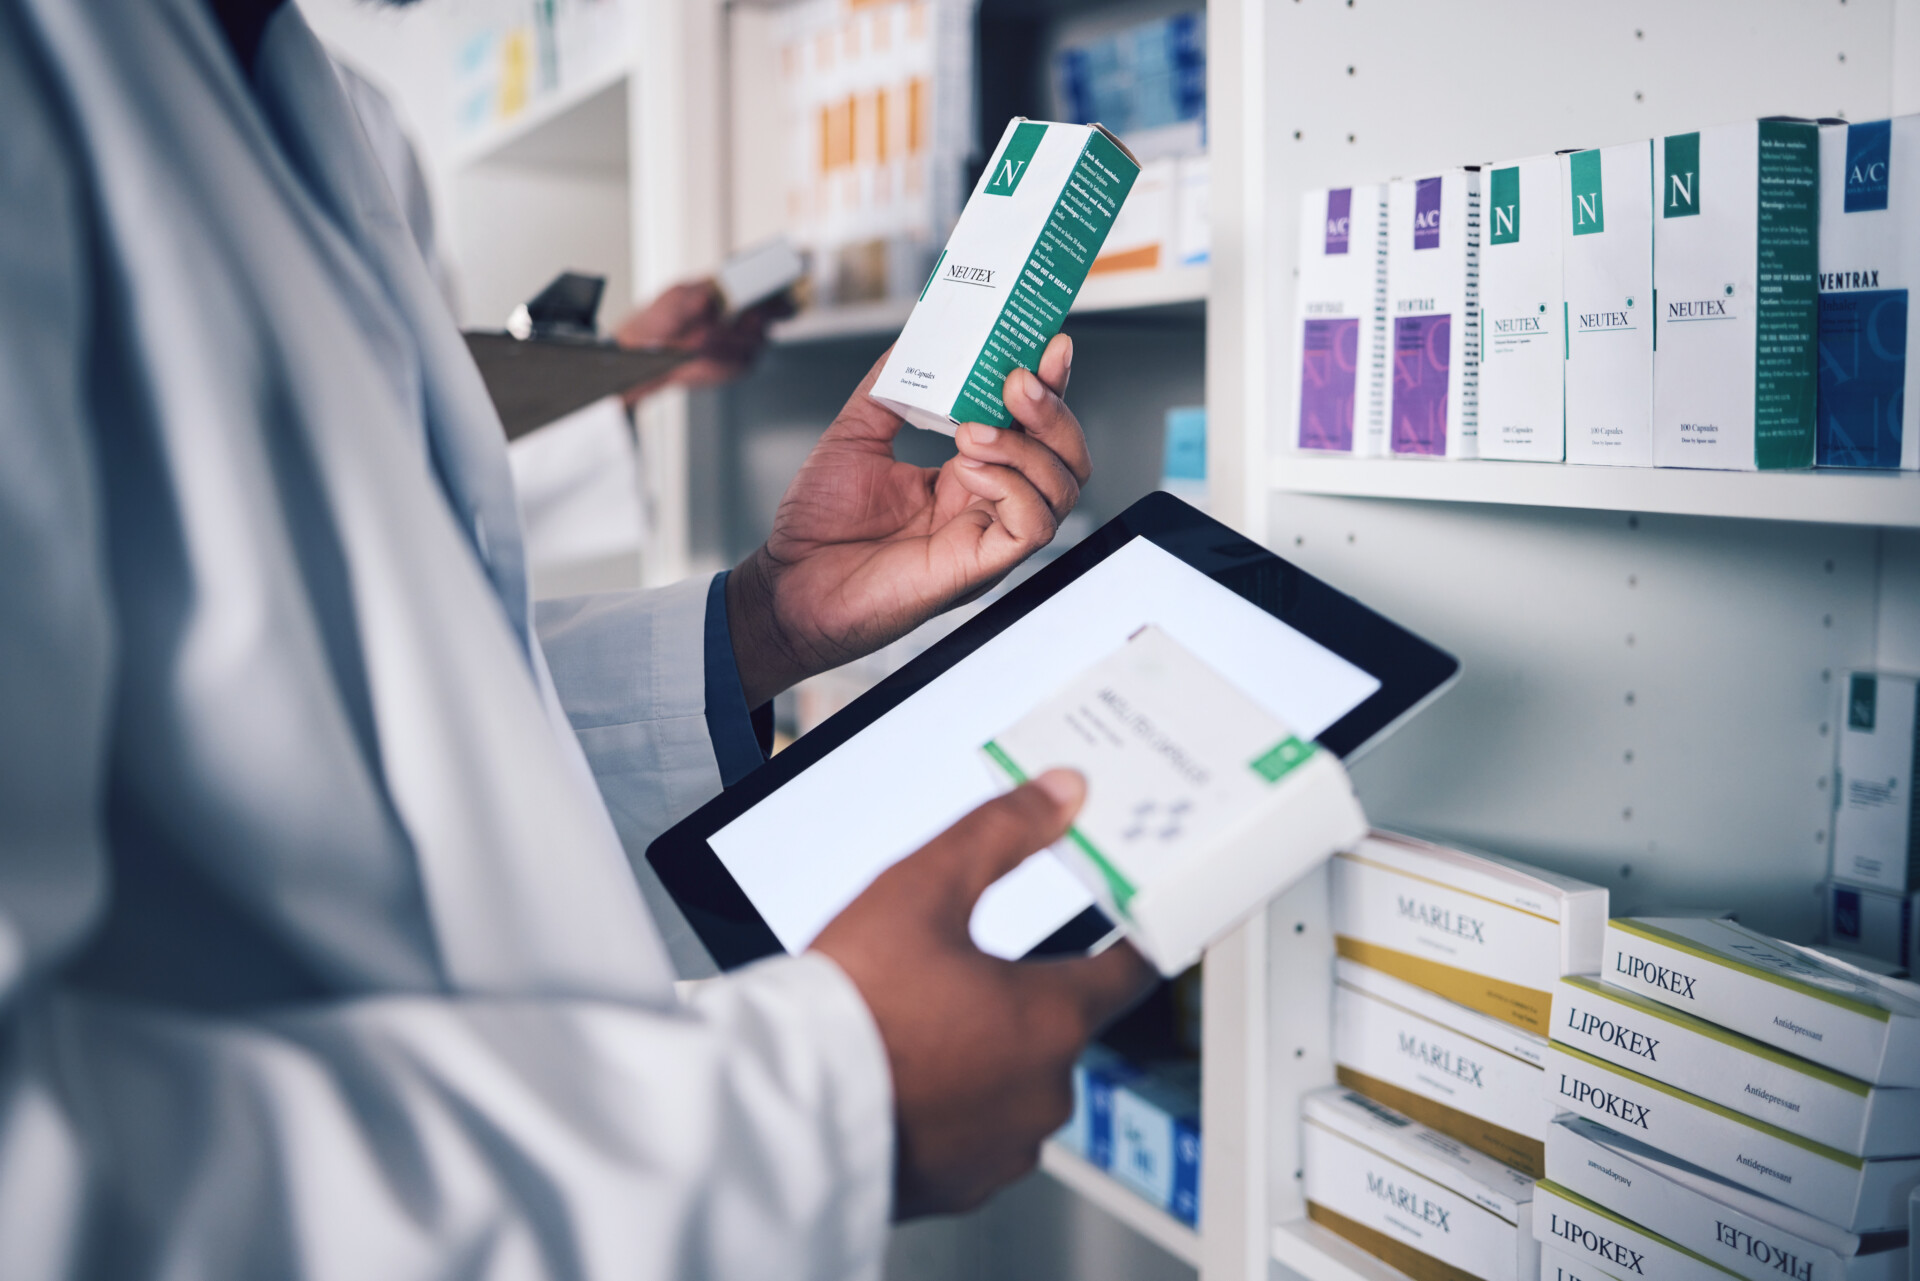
[
  {"x1": 986, "y1": 120, "x2": 1048, "y2": 196},
  {"x1": 1569, "y1": 149, "x2": 1606, "y2": 236},
  {"x1": 1489, "y1": 166, "x2": 1520, "y2": 245},
  {"x1": 1664, "y1": 132, "x2": 1700, "y2": 218}
]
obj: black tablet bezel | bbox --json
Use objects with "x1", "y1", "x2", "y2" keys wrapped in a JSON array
[{"x1": 647, "y1": 491, "x2": 1459, "y2": 970}]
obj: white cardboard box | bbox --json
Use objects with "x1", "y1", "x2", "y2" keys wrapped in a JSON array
[
  {"x1": 1816, "y1": 116, "x2": 1920, "y2": 470},
  {"x1": 1334, "y1": 957, "x2": 1553, "y2": 1176},
  {"x1": 1534, "y1": 1178, "x2": 1737, "y2": 1281},
  {"x1": 1826, "y1": 883, "x2": 1917, "y2": 972},
  {"x1": 1331, "y1": 831, "x2": 1609, "y2": 1035},
  {"x1": 1295, "y1": 185, "x2": 1390, "y2": 455},
  {"x1": 1602, "y1": 917, "x2": 1920, "y2": 1088},
  {"x1": 1173, "y1": 153, "x2": 1209, "y2": 267},
  {"x1": 1562, "y1": 141, "x2": 1657, "y2": 466},
  {"x1": 1651, "y1": 120, "x2": 1820, "y2": 470},
  {"x1": 1547, "y1": 1114, "x2": 1910, "y2": 1281},
  {"x1": 1541, "y1": 1245, "x2": 1623, "y2": 1281},
  {"x1": 872, "y1": 118, "x2": 1139, "y2": 435},
  {"x1": 1386, "y1": 170, "x2": 1482, "y2": 458},
  {"x1": 1552, "y1": 976, "x2": 1920, "y2": 1158},
  {"x1": 1832, "y1": 672, "x2": 1920, "y2": 894},
  {"x1": 1478, "y1": 155, "x2": 1566, "y2": 461},
  {"x1": 1303, "y1": 1086, "x2": 1540, "y2": 1281},
  {"x1": 1544, "y1": 1043, "x2": 1920, "y2": 1232},
  {"x1": 1092, "y1": 155, "x2": 1174, "y2": 274},
  {"x1": 981, "y1": 625, "x2": 1367, "y2": 976}
]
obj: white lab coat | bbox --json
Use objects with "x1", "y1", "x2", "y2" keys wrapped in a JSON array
[{"x1": 0, "y1": 0, "x2": 892, "y2": 1277}]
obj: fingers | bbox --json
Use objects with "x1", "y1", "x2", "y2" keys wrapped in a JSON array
[
  {"x1": 1001, "y1": 343, "x2": 1091, "y2": 486},
  {"x1": 953, "y1": 420, "x2": 1080, "y2": 520},
  {"x1": 1037, "y1": 940, "x2": 1158, "y2": 1033},
  {"x1": 1036, "y1": 332, "x2": 1072, "y2": 395},
  {"x1": 919, "y1": 771, "x2": 1086, "y2": 911},
  {"x1": 829, "y1": 346, "x2": 910, "y2": 447},
  {"x1": 949, "y1": 452, "x2": 1060, "y2": 551}
]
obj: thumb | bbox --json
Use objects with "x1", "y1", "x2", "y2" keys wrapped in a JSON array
[{"x1": 921, "y1": 770, "x2": 1086, "y2": 921}]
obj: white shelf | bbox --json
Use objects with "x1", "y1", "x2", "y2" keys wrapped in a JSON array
[
  {"x1": 451, "y1": 66, "x2": 629, "y2": 172},
  {"x1": 1076, "y1": 263, "x2": 1209, "y2": 314},
  {"x1": 768, "y1": 264, "x2": 1209, "y2": 345},
  {"x1": 1039, "y1": 1140, "x2": 1202, "y2": 1268},
  {"x1": 1268, "y1": 455, "x2": 1920, "y2": 528},
  {"x1": 768, "y1": 297, "x2": 913, "y2": 345},
  {"x1": 1271, "y1": 1219, "x2": 1414, "y2": 1281}
]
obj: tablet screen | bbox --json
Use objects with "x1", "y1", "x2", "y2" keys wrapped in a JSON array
[{"x1": 708, "y1": 536, "x2": 1382, "y2": 960}]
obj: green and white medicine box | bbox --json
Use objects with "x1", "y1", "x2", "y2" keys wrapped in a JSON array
[
  {"x1": 1652, "y1": 120, "x2": 1820, "y2": 470},
  {"x1": 1478, "y1": 154, "x2": 1565, "y2": 461},
  {"x1": 872, "y1": 118, "x2": 1140, "y2": 435},
  {"x1": 1832, "y1": 672, "x2": 1920, "y2": 894},
  {"x1": 980, "y1": 624, "x2": 1366, "y2": 976},
  {"x1": 1562, "y1": 141, "x2": 1656, "y2": 466}
]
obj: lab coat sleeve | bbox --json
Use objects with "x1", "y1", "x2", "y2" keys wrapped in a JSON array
[{"x1": 536, "y1": 578, "x2": 728, "y2": 860}]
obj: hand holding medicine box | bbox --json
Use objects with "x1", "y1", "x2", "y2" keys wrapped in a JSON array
[
  {"x1": 979, "y1": 624, "x2": 1367, "y2": 976},
  {"x1": 872, "y1": 119, "x2": 1141, "y2": 436}
]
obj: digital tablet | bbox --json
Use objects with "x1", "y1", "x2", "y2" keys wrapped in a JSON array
[{"x1": 648, "y1": 492, "x2": 1459, "y2": 970}]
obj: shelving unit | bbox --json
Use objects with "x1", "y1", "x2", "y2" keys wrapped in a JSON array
[
  {"x1": 1268, "y1": 457, "x2": 1920, "y2": 529},
  {"x1": 1041, "y1": 1141, "x2": 1204, "y2": 1269}
]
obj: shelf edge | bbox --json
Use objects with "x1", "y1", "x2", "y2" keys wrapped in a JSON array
[
  {"x1": 1271, "y1": 1218, "x2": 1418, "y2": 1281},
  {"x1": 1038, "y1": 1140, "x2": 1203, "y2": 1267}
]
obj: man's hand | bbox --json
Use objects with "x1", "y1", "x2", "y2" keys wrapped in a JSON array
[
  {"x1": 727, "y1": 333, "x2": 1086, "y2": 707},
  {"x1": 613, "y1": 279, "x2": 788, "y2": 399},
  {"x1": 812, "y1": 769, "x2": 1154, "y2": 1218}
]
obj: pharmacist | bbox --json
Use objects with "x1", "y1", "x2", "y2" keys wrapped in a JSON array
[{"x1": 0, "y1": 1, "x2": 1152, "y2": 1278}]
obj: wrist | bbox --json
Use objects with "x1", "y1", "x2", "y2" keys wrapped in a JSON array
[{"x1": 726, "y1": 548, "x2": 810, "y2": 707}]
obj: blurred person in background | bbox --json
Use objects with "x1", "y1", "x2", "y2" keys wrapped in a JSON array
[{"x1": 0, "y1": 1, "x2": 1151, "y2": 1278}]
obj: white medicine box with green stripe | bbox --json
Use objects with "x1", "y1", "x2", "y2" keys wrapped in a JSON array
[
  {"x1": 1478, "y1": 154, "x2": 1566, "y2": 461},
  {"x1": 1562, "y1": 140, "x2": 1656, "y2": 466},
  {"x1": 1651, "y1": 120, "x2": 1821, "y2": 469},
  {"x1": 872, "y1": 119, "x2": 1139, "y2": 435},
  {"x1": 979, "y1": 624, "x2": 1366, "y2": 976}
]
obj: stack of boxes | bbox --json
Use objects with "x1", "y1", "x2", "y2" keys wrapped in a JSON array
[
  {"x1": 1291, "y1": 113, "x2": 1919, "y2": 473},
  {"x1": 1827, "y1": 671, "x2": 1919, "y2": 974},
  {"x1": 1540, "y1": 916, "x2": 1917, "y2": 1280},
  {"x1": 1304, "y1": 832, "x2": 1610, "y2": 1280},
  {"x1": 1304, "y1": 836, "x2": 1920, "y2": 1281}
]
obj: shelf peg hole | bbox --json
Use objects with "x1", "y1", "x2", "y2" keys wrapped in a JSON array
[
  {"x1": 1627, "y1": 515, "x2": 1639, "y2": 529},
  {"x1": 1824, "y1": 559, "x2": 1835, "y2": 573},
  {"x1": 1624, "y1": 691, "x2": 1636, "y2": 706},
  {"x1": 1623, "y1": 749, "x2": 1634, "y2": 764},
  {"x1": 1626, "y1": 633, "x2": 1636, "y2": 647},
  {"x1": 1627, "y1": 574, "x2": 1637, "y2": 587},
  {"x1": 1822, "y1": 668, "x2": 1832, "y2": 683},
  {"x1": 1294, "y1": 921, "x2": 1306, "y2": 934},
  {"x1": 1294, "y1": 1047, "x2": 1305, "y2": 1059},
  {"x1": 1619, "y1": 864, "x2": 1633, "y2": 878},
  {"x1": 1622, "y1": 807, "x2": 1633, "y2": 822},
  {"x1": 1823, "y1": 614, "x2": 1833, "y2": 628},
  {"x1": 1820, "y1": 722, "x2": 1830, "y2": 736},
  {"x1": 1816, "y1": 830, "x2": 1827, "y2": 845}
]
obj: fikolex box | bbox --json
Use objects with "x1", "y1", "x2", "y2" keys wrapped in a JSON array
[
  {"x1": 1386, "y1": 170, "x2": 1482, "y2": 458},
  {"x1": 1478, "y1": 155, "x2": 1566, "y2": 461},
  {"x1": 1334, "y1": 957, "x2": 1553, "y2": 1177},
  {"x1": 982, "y1": 624, "x2": 1368, "y2": 976},
  {"x1": 1832, "y1": 672, "x2": 1919, "y2": 894},
  {"x1": 1562, "y1": 141, "x2": 1657, "y2": 466},
  {"x1": 1296, "y1": 185, "x2": 1391, "y2": 455},
  {"x1": 1535, "y1": 1178, "x2": 1744, "y2": 1281},
  {"x1": 1548, "y1": 1114, "x2": 1910, "y2": 1281},
  {"x1": 1651, "y1": 120, "x2": 1820, "y2": 470},
  {"x1": 872, "y1": 118, "x2": 1140, "y2": 434},
  {"x1": 1602, "y1": 917, "x2": 1920, "y2": 1088},
  {"x1": 1552, "y1": 975, "x2": 1920, "y2": 1158},
  {"x1": 1330, "y1": 831, "x2": 1609, "y2": 1034},
  {"x1": 1816, "y1": 116, "x2": 1920, "y2": 470},
  {"x1": 1544, "y1": 1042, "x2": 1920, "y2": 1232},
  {"x1": 1303, "y1": 1087, "x2": 1540, "y2": 1281}
]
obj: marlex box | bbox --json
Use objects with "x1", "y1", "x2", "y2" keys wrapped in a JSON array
[
  {"x1": 1302, "y1": 1087, "x2": 1540, "y2": 1281},
  {"x1": 1562, "y1": 141, "x2": 1657, "y2": 466},
  {"x1": 1330, "y1": 832, "x2": 1609, "y2": 1034},
  {"x1": 1816, "y1": 116, "x2": 1920, "y2": 470},
  {"x1": 1295, "y1": 185, "x2": 1390, "y2": 455},
  {"x1": 1477, "y1": 155, "x2": 1565, "y2": 461},
  {"x1": 1651, "y1": 119, "x2": 1821, "y2": 470},
  {"x1": 1386, "y1": 170, "x2": 1483, "y2": 458},
  {"x1": 1334, "y1": 957, "x2": 1552, "y2": 1177},
  {"x1": 872, "y1": 118, "x2": 1140, "y2": 435}
]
